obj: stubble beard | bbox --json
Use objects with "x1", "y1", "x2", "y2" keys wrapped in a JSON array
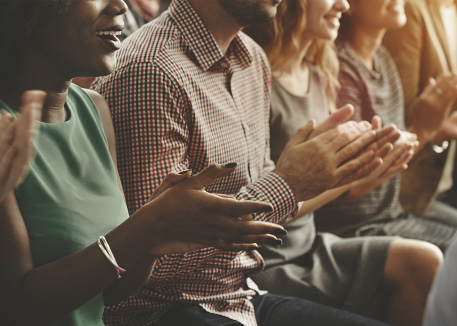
[{"x1": 217, "y1": 0, "x2": 277, "y2": 26}]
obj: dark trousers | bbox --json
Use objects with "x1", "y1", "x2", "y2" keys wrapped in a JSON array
[{"x1": 154, "y1": 294, "x2": 391, "y2": 326}]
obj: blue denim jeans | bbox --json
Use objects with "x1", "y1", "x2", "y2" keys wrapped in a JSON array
[{"x1": 153, "y1": 294, "x2": 391, "y2": 326}]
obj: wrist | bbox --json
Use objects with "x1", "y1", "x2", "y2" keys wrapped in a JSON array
[{"x1": 134, "y1": 202, "x2": 167, "y2": 246}]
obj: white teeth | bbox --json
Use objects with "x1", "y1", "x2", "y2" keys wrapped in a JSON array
[{"x1": 96, "y1": 31, "x2": 122, "y2": 36}]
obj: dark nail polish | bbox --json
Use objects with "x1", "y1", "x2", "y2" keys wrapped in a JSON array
[
  {"x1": 224, "y1": 162, "x2": 238, "y2": 168},
  {"x1": 252, "y1": 213, "x2": 257, "y2": 220},
  {"x1": 274, "y1": 228, "x2": 288, "y2": 236},
  {"x1": 263, "y1": 206, "x2": 274, "y2": 213},
  {"x1": 266, "y1": 238, "x2": 283, "y2": 246},
  {"x1": 178, "y1": 169, "x2": 191, "y2": 175}
]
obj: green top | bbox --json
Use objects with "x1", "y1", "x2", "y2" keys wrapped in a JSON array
[{"x1": 0, "y1": 84, "x2": 130, "y2": 326}]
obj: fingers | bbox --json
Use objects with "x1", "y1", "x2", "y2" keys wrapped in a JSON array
[
  {"x1": 366, "y1": 124, "x2": 400, "y2": 152},
  {"x1": 371, "y1": 115, "x2": 382, "y2": 130},
  {"x1": 285, "y1": 119, "x2": 316, "y2": 146},
  {"x1": 189, "y1": 163, "x2": 238, "y2": 189},
  {"x1": 18, "y1": 90, "x2": 45, "y2": 120},
  {"x1": 309, "y1": 104, "x2": 354, "y2": 139},
  {"x1": 148, "y1": 170, "x2": 191, "y2": 202},
  {"x1": 321, "y1": 120, "x2": 372, "y2": 149},
  {"x1": 376, "y1": 142, "x2": 393, "y2": 159},
  {"x1": 335, "y1": 149, "x2": 377, "y2": 186},
  {"x1": 4, "y1": 91, "x2": 45, "y2": 190},
  {"x1": 213, "y1": 194, "x2": 256, "y2": 221},
  {"x1": 211, "y1": 195, "x2": 274, "y2": 217},
  {"x1": 334, "y1": 129, "x2": 376, "y2": 163},
  {"x1": 381, "y1": 163, "x2": 408, "y2": 179},
  {"x1": 425, "y1": 73, "x2": 457, "y2": 107},
  {"x1": 0, "y1": 113, "x2": 14, "y2": 160}
]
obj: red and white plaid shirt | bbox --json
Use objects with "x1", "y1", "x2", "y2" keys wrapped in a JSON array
[{"x1": 92, "y1": 1, "x2": 298, "y2": 325}]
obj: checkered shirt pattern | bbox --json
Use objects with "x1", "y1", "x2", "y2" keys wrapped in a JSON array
[{"x1": 92, "y1": 0, "x2": 298, "y2": 325}]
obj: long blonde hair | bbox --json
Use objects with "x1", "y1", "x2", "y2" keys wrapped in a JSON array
[{"x1": 244, "y1": 0, "x2": 340, "y2": 111}]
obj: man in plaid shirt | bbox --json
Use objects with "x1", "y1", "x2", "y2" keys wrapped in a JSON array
[{"x1": 92, "y1": 0, "x2": 389, "y2": 325}]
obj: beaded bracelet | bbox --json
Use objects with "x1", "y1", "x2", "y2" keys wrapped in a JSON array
[{"x1": 97, "y1": 236, "x2": 126, "y2": 279}]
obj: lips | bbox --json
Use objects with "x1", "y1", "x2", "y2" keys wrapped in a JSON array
[
  {"x1": 96, "y1": 25, "x2": 124, "y2": 51},
  {"x1": 324, "y1": 15, "x2": 341, "y2": 28}
]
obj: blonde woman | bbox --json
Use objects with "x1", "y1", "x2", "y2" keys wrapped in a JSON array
[{"x1": 245, "y1": 1, "x2": 442, "y2": 325}]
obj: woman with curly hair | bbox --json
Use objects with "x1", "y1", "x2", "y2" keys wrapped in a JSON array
[
  {"x1": 0, "y1": 1, "x2": 288, "y2": 325},
  {"x1": 245, "y1": 0, "x2": 442, "y2": 325}
]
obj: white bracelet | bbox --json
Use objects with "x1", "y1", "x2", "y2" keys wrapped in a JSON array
[
  {"x1": 97, "y1": 236, "x2": 126, "y2": 279},
  {"x1": 426, "y1": 140, "x2": 449, "y2": 154}
]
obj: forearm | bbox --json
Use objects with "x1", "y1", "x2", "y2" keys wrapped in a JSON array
[
  {"x1": 1, "y1": 204, "x2": 163, "y2": 326},
  {"x1": 296, "y1": 185, "x2": 352, "y2": 218},
  {"x1": 342, "y1": 177, "x2": 387, "y2": 202}
]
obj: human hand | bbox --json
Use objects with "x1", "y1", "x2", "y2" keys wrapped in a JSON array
[
  {"x1": 308, "y1": 104, "x2": 355, "y2": 139},
  {"x1": 0, "y1": 90, "x2": 44, "y2": 202},
  {"x1": 309, "y1": 107, "x2": 399, "y2": 156},
  {"x1": 144, "y1": 164, "x2": 286, "y2": 254},
  {"x1": 352, "y1": 129, "x2": 417, "y2": 188},
  {"x1": 275, "y1": 115, "x2": 384, "y2": 202},
  {"x1": 412, "y1": 73, "x2": 457, "y2": 137},
  {"x1": 432, "y1": 111, "x2": 457, "y2": 146}
]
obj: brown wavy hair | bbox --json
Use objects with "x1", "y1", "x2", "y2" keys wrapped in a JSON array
[{"x1": 244, "y1": 0, "x2": 339, "y2": 111}]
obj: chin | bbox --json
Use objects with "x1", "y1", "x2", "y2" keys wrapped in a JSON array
[{"x1": 94, "y1": 59, "x2": 117, "y2": 77}]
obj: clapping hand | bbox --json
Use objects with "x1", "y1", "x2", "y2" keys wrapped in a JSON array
[
  {"x1": 275, "y1": 105, "x2": 399, "y2": 202},
  {"x1": 352, "y1": 116, "x2": 417, "y2": 187},
  {"x1": 0, "y1": 91, "x2": 45, "y2": 202},
  {"x1": 144, "y1": 164, "x2": 286, "y2": 255}
]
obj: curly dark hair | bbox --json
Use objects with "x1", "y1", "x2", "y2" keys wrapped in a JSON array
[{"x1": 0, "y1": 0, "x2": 73, "y2": 75}]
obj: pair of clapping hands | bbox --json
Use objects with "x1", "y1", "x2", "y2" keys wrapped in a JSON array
[{"x1": 145, "y1": 104, "x2": 417, "y2": 256}]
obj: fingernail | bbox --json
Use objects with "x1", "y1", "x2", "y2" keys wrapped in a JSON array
[
  {"x1": 274, "y1": 228, "x2": 288, "y2": 236},
  {"x1": 224, "y1": 162, "x2": 237, "y2": 168},
  {"x1": 256, "y1": 245, "x2": 263, "y2": 249},
  {"x1": 266, "y1": 238, "x2": 283, "y2": 245},
  {"x1": 263, "y1": 206, "x2": 273, "y2": 213},
  {"x1": 178, "y1": 169, "x2": 191, "y2": 175},
  {"x1": 252, "y1": 213, "x2": 257, "y2": 220}
]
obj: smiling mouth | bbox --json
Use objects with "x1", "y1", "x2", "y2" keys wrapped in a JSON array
[{"x1": 96, "y1": 30, "x2": 122, "y2": 41}]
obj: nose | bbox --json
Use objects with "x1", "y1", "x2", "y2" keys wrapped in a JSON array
[
  {"x1": 106, "y1": 0, "x2": 128, "y2": 16},
  {"x1": 336, "y1": 0, "x2": 350, "y2": 13}
]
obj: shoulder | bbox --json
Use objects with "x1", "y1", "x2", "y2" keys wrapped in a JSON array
[
  {"x1": 337, "y1": 46, "x2": 362, "y2": 85},
  {"x1": 83, "y1": 89, "x2": 112, "y2": 130},
  {"x1": 117, "y1": 12, "x2": 179, "y2": 67},
  {"x1": 239, "y1": 32, "x2": 271, "y2": 73}
]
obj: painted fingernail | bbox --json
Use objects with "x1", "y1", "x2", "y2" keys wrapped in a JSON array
[
  {"x1": 266, "y1": 238, "x2": 283, "y2": 245},
  {"x1": 255, "y1": 244, "x2": 263, "y2": 249},
  {"x1": 263, "y1": 206, "x2": 274, "y2": 213},
  {"x1": 178, "y1": 169, "x2": 191, "y2": 174},
  {"x1": 274, "y1": 228, "x2": 288, "y2": 236},
  {"x1": 225, "y1": 162, "x2": 237, "y2": 168},
  {"x1": 252, "y1": 213, "x2": 257, "y2": 220}
]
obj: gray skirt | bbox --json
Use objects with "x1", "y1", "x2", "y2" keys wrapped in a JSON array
[{"x1": 252, "y1": 215, "x2": 396, "y2": 315}]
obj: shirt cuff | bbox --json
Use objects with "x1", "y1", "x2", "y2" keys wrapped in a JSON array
[{"x1": 252, "y1": 171, "x2": 299, "y2": 224}]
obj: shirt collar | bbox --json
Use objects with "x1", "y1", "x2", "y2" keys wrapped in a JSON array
[{"x1": 169, "y1": 0, "x2": 252, "y2": 71}]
